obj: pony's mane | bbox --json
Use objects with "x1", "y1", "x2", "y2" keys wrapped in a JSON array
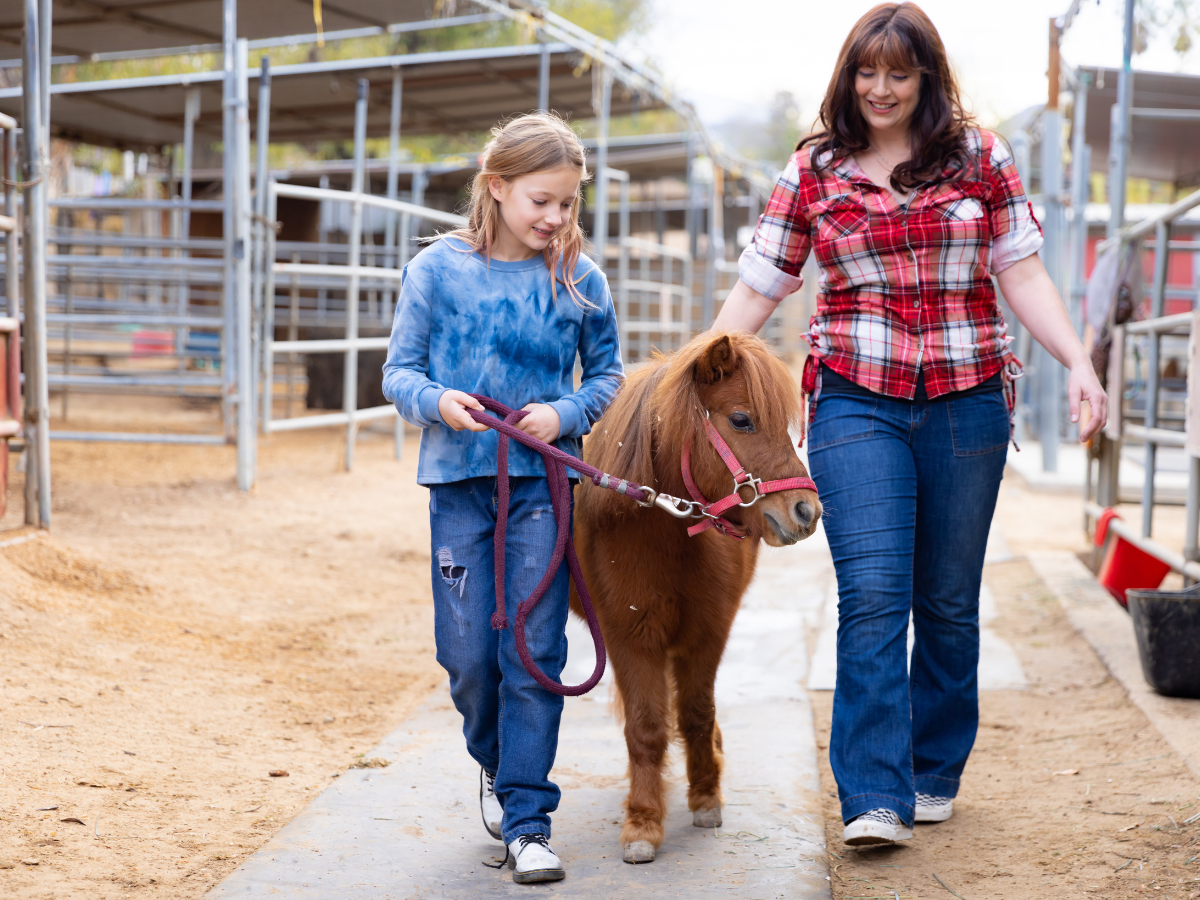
[{"x1": 583, "y1": 332, "x2": 801, "y2": 521}]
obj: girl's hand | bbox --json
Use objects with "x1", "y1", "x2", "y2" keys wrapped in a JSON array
[
  {"x1": 517, "y1": 403, "x2": 561, "y2": 443},
  {"x1": 437, "y1": 390, "x2": 489, "y2": 432},
  {"x1": 1068, "y1": 360, "x2": 1108, "y2": 443}
]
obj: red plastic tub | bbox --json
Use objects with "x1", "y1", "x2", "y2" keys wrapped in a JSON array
[{"x1": 1094, "y1": 508, "x2": 1171, "y2": 608}]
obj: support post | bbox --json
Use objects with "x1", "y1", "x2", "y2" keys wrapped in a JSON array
[
  {"x1": 685, "y1": 133, "x2": 698, "y2": 259},
  {"x1": 1038, "y1": 30, "x2": 1064, "y2": 473},
  {"x1": 704, "y1": 164, "x2": 724, "y2": 327},
  {"x1": 1068, "y1": 71, "x2": 1090, "y2": 338},
  {"x1": 593, "y1": 66, "x2": 612, "y2": 267},
  {"x1": 384, "y1": 67, "x2": 401, "y2": 320},
  {"x1": 343, "y1": 79, "x2": 368, "y2": 472},
  {"x1": 22, "y1": 0, "x2": 49, "y2": 527},
  {"x1": 1097, "y1": 0, "x2": 1136, "y2": 510},
  {"x1": 1142, "y1": 218, "x2": 1170, "y2": 537},
  {"x1": 386, "y1": 70, "x2": 404, "y2": 461},
  {"x1": 262, "y1": 183, "x2": 279, "y2": 432},
  {"x1": 1108, "y1": 0, "x2": 1135, "y2": 240},
  {"x1": 5, "y1": 127, "x2": 17, "y2": 320},
  {"x1": 254, "y1": 57, "x2": 272, "y2": 434},
  {"x1": 177, "y1": 87, "x2": 199, "y2": 364},
  {"x1": 538, "y1": 38, "x2": 550, "y2": 112},
  {"x1": 234, "y1": 38, "x2": 255, "y2": 490},
  {"x1": 221, "y1": 0, "x2": 237, "y2": 441}
]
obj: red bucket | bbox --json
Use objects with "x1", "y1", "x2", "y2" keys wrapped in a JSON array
[{"x1": 1094, "y1": 508, "x2": 1170, "y2": 608}]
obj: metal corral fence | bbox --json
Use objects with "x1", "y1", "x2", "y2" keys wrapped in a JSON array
[
  {"x1": 1086, "y1": 185, "x2": 1200, "y2": 580},
  {"x1": 259, "y1": 83, "x2": 468, "y2": 471},
  {"x1": 45, "y1": 196, "x2": 228, "y2": 444}
]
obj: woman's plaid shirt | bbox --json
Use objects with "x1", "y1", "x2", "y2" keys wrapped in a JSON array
[{"x1": 739, "y1": 128, "x2": 1042, "y2": 401}]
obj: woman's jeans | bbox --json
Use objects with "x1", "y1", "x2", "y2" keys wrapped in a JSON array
[
  {"x1": 428, "y1": 476, "x2": 570, "y2": 843},
  {"x1": 807, "y1": 386, "x2": 1009, "y2": 827}
]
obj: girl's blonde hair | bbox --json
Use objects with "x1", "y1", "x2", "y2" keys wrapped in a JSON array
[{"x1": 447, "y1": 112, "x2": 593, "y2": 306}]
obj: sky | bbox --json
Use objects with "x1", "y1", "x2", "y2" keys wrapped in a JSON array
[{"x1": 631, "y1": 0, "x2": 1200, "y2": 129}]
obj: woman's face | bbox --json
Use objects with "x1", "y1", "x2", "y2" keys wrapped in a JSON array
[{"x1": 854, "y1": 62, "x2": 920, "y2": 138}]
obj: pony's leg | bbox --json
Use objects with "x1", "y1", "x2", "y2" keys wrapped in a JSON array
[
  {"x1": 613, "y1": 646, "x2": 670, "y2": 863},
  {"x1": 672, "y1": 648, "x2": 725, "y2": 827}
]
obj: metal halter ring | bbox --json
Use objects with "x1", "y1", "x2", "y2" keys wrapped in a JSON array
[{"x1": 735, "y1": 475, "x2": 765, "y2": 507}]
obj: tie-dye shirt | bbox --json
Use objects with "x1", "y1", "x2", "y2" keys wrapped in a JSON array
[{"x1": 383, "y1": 236, "x2": 623, "y2": 485}]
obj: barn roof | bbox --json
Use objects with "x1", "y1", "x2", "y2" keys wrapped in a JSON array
[{"x1": 0, "y1": 42, "x2": 661, "y2": 149}]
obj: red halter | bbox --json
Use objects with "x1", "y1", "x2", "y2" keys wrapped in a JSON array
[{"x1": 678, "y1": 416, "x2": 819, "y2": 540}]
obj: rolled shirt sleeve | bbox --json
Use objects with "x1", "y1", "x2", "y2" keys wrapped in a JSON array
[
  {"x1": 738, "y1": 152, "x2": 811, "y2": 302},
  {"x1": 986, "y1": 134, "x2": 1044, "y2": 274}
]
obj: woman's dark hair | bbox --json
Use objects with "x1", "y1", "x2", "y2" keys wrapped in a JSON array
[{"x1": 798, "y1": 2, "x2": 976, "y2": 191}]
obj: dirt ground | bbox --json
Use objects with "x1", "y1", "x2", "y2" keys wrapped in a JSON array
[
  {"x1": 2, "y1": 396, "x2": 1198, "y2": 898},
  {"x1": 1, "y1": 396, "x2": 443, "y2": 897},
  {"x1": 815, "y1": 470, "x2": 1200, "y2": 900}
]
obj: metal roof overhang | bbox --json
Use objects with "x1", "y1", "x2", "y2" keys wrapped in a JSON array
[
  {"x1": 0, "y1": 0, "x2": 439, "y2": 60},
  {"x1": 0, "y1": 42, "x2": 664, "y2": 149},
  {"x1": 1081, "y1": 66, "x2": 1200, "y2": 184}
]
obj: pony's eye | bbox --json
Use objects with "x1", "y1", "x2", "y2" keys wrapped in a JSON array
[{"x1": 728, "y1": 412, "x2": 755, "y2": 433}]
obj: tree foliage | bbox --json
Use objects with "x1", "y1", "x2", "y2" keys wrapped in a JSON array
[{"x1": 1135, "y1": 0, "x2": 1200, "y2": 56}]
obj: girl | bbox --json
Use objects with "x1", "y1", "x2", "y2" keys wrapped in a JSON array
[
  {"x1": 714, "y1": 3, "x2": 1106, "y2": 846},
  {"x1": 382, "y1": 114, "x2": 623, "y2": 882}
]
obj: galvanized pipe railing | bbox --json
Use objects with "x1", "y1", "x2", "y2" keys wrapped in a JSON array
[{"x1": 1088, "y1": 184, "x2": 1200, "y2": 579}]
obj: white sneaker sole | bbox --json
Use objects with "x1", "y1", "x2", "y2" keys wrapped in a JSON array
[
  {"x1": 843, "y1": 818, "x2": 913, "y2": 846},
  {"x1": 915, "y1": 803, "x2": 953, "y2": 823}
]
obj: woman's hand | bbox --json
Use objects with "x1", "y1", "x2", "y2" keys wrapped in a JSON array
[
  {"x1": 996, "y1": 255, "x2": 1109, "y2": 442},
  {"x1": 437, "y1": 389, "x2": 489, "y2": 432},
  {"x1": 1068, "y1": 360, "x2": 1108, "y2": 443},
  {"x1": 516, "y1": 403, "x2": 561, "y2": 443}
]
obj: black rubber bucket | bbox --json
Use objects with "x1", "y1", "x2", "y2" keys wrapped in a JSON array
[{"x1": 1126, "y1": 583, "x2": 1200, "y2": 698}]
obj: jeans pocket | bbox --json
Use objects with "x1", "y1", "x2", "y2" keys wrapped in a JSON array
[
  {"x1": 948, "y1": 391, "x2": 1010, "y2": 457},
  {"x1": 808, "y1": 394, "x2": 878, "y2": 451}
]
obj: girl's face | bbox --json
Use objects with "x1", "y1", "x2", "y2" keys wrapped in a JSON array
[
  {"x1": 488, "y1": 166, "x2": 581, "y2": 261},
  {"x1": 854, "y1": 62, "x2": 920, "y2": 139}
]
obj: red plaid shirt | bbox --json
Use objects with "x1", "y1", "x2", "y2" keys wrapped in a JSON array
[{"x1": 739, "y1": 128, "x2": 1041, "y2": 400}]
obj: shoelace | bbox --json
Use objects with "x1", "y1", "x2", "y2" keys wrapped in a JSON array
[
  {"x1": 483, "y1": 832, "x2": 553, "y2": 870},
  {"x1": 855, "y1": 808, "x2": 901, "y2": 825},
  {"x1": 483, "y1": 770, "x2": 497, "y2": 797},
  {"x1": 517, "y1": 833, "x2": 551, "y2": 853},
  {"x1": 915, "y1": 792, "x2": 951, "y2": 806}
]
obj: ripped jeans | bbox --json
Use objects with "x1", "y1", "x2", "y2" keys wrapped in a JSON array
[{"x1": 427, "y1": 476, "x2": 571, "y2": 843}]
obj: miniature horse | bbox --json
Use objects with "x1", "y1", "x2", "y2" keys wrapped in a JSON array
[{"x1": 572, "y1": 331, "x2": 822, "y2": 864}]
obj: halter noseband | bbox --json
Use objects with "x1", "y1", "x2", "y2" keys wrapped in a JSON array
[{"x1": 675, "y1": 416, "x2": 819, "y2": 540}]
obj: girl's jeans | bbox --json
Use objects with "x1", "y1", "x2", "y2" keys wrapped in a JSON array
[
  {"x1": 428, "y1": 476, "x2": 570, "y2": 844},
  {"x1": 807, "y1": 386, "x2": 1009, "y2": 827}
]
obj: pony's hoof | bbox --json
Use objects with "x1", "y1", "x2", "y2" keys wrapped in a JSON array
[
  {"x1": 693, "y1": 806, "x2": 722, "y2": 828},
  {"x1": 623, "y1": 841, "x2": 656, "y2": 864}
]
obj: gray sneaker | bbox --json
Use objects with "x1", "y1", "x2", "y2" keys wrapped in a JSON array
[
  {"x1": 915, "y1": 792, "x2": 953, "y2": 823},
  {"x1": 843, "y1": 808, "x2": 913, "y2": 846}
]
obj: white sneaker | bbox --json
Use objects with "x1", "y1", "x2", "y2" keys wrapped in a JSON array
[
  {"x1": 480, "y1": 768, "x2": 503, "y2": 841},
  {"x1": 507, "y1": 833, "x2": 565, "y2": 883},
  {"x1": 915, "y1": 792, "x2": 953, "y2": 823},
  {"x1": 843, "y1": 808, "x2": 913, "y2": 846}
]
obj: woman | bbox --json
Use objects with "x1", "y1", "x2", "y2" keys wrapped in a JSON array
[{"x1": 713, "y1": 2, "x2": 1106, "y2": 846}]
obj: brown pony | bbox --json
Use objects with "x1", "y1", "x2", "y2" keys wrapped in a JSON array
[{"x1": 572, "y1": 330, "x2": 822, "y2": 864}]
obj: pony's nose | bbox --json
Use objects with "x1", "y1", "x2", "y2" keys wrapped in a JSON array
[{"x1": 793, "y1": 499, "x2": 817, "y2": 529}]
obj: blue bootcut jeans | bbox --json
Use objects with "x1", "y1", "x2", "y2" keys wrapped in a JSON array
[
  {"x1": 427, "y1": 476, "x2": 570, "y2": 844},
  {"x1": 807, "y1": 384, "x2": 1009, "y2": 827}
]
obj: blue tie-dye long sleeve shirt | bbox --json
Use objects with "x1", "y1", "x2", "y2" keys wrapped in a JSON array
[{"x1": 382, "y1": 236, "x2": 624, "y2": 485}]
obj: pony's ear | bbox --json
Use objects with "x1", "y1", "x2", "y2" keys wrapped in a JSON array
[{"x1": 694, "y1": 334, "x2": 738, "y2": 384}]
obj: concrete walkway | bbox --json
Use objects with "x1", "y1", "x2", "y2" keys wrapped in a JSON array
[{"x1": 208, "y1": 538, "x2": 833, "y2": 899}]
